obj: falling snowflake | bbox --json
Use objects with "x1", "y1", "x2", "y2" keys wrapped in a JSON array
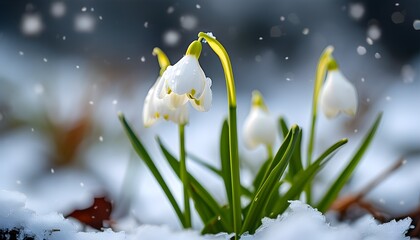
[
  {"x1": 357, "y1": 46, "x2": 367, "y2": 55},
  {"x1": 51, "y1": 2, "x2": 66, "y2": 18},
  {"x1": 167, "y1": 6, "x2": 175, "y2": 14},
  {"x1": 349, "y1": 3, "x2": 365, "y2": 20},
  {"x1": 74, "y1": 14, "x2": 96, "y2": 32},
  {"x1": 367, "y1": 24, "x2": 381, "y2": 40},
  {"x1": 163, "y1": 30, "x2": 181, "y2": 46},
  {"x1": 180, "y1": 15, "x2": 198, "y2": 30},
  {"x1": 413, "y1": 20, "x2": 420, "y2": 30},
  {"x1": 21, "y1": 14, "x2": 43, "y2": 36}
]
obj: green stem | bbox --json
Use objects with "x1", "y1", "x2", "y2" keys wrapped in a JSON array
[
  {"x1": 198, "y1": 32, "x2": 241, "y2": 239},
  {"x1": 179, "y1": 123, "x2": 191, "y2": 228},
  {"x1": 306, "y1": 46, "x2": 334, "y2": 204}
]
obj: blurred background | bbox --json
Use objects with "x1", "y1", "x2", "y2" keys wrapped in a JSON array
[{"x1": 0, "y1": 0, "x2": 419, "y2": 229}]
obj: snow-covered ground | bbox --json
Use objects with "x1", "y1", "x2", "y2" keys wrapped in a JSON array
[{"x1": 0, "y1": 190, "x2": 411, "y2": 240}]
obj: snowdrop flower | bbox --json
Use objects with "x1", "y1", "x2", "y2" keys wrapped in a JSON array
[
  {"x1": 143, "y1": 48, "x2": 189, "y2": 127},
  {"x1": 243, "y1": 91, "x2": 277, "y2": 149},
  {"x1": 319, "y1": 62, "x2": 358, "y2": 118},
  {"x1": 143, "y1": 76, "x2": 189, "y2": 127},
  {"x1": 160, "y1": 40, "x2": 212, "y2": 112}
]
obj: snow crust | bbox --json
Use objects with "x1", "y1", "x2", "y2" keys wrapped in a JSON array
[{"x1": 0, "y1": 190, "x2": 411, "y2": 240}]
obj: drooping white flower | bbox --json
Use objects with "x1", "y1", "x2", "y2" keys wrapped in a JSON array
[
  {"x1": 159, "y1": 42, "x2": 212, "y2": 112},
  {"x1": 163, "y1": 55, "x2": 206, "y2": 99},
  {"x1": 143, "y1": 77, "x2": 189, "y2": 127},
  {"x1": 319, "y1": 69, "x2": 358, "y2": 118},
  {"x1": 243, "y1": 91, "x2": 277, "y2": 149}
]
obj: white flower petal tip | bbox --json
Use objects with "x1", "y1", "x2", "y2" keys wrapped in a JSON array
[
  {"x1": 319, "y1": 69, "x2": 358, "y2": 119},
  {"x1": 243, "y1": 91, "x2": 276, "y2": 149},
  {"x1": 163, "y1": 55, "x2": 207, "y2": 99},
  {"x1": 191, "y1": 77, "x2": 212, "y2": 112}
]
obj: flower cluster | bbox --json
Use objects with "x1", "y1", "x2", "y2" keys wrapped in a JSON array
[{"x1": 143, "y1": 43, "x2": 212, "y2": 127}]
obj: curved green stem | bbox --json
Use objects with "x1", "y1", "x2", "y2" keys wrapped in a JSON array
[
  {"x1": 198, "y1": 32, "x2": 237, "y2": 107},
  {"x1": 179, "y1": 123, "x2": 191, "y2": 228},
  {"x1": 198, "y1": 32, "x2": 241, "y2": 238},
  {"x1": 306, "y1": 46, "x2": 334, "y2": 204},
  {"x1": 153, "y1": 47, "x2": 171, "y2": 76}
]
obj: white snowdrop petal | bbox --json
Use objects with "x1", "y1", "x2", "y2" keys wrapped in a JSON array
[
  {"x1": 191, "y1": 77, "x2": 212, "y2": 112},
  {"x1": 320, "y1": 70, "x2": 358, "y2": 118},
  {"x1": 165, "y1": 92, "x2": 188, "y2": 109},
  {"x1": 167, "y1": 105, "x2": 189, "y2": 125},
  {"x1": 243, "y1": 108, "x2": 277, "y2": 149},
  {"x1": 164, "y1": 55, "x2": 206, "y2": 98},
  {"x1": 143, "y1": 79, "x2": 159, "y2": 127}
]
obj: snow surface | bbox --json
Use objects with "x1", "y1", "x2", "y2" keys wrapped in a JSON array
[{"x1": 0, "y1": 190, "x2": 411, "y2": 240}]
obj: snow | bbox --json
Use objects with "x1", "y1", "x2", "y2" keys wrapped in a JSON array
[
  {"x1": 0, "y1": 191, "x2": 411, "y2": 240},
  {"x1": 243, "y1": 201, "x2": 411, "y2": 240},
  {"x1": 414, "y1": 20, "x2": 420, "y2": 30}
]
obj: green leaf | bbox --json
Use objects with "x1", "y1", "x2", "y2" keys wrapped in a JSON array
[
  {"x1": 118, "y1": 113, "x2": 185, "y2": 227},
  {"x1": 286, "y1": 129, "x2": 303, "y2": 182},
  {"x1": 188, "y1": 154, "x2": 221, "y2": 176},
  {"x1": 270, "y1": 138, "x2": 348, "y2": 217},
  {"x1": 220, "y1": 119, "x2": 233, "y2": 213},
  {"x1": 188, "y1": 152, "x2": 253, "y2": 199},
  {"x1": 252, "y1": 160, "x2": 270, "y2": 192},
  {"x1": 252, "y1": 126, "x2": 294, "y2": 191},
  {"x1": 157, "y1": 138, "x2": 232, "y2": 233},
  {"x1": 263, "y1": 180, "x2": 284, "y2": 216},
  {"x1": 278, "y1": 116, "x2": 289, "y2": 139},
  {"x1": 316, "y1": 113, "x2": 383, "y2": 213},
  {"x1": 241, "y1": 125, "x2": 300, "y2": 234}
]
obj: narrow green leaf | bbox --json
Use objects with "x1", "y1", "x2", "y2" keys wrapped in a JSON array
[
  {"x1": 253, "y1": 126, "x2": 294, "y2": 191},
  {"x1": 220, "y1": 119, "x2": 233, "y2": 213},
  {"x1": 263, "y1": 180, "x2": 284, "y2": 216},
  {"x1": 252, "y1": 160, "x2": 270, "y2": 192},
  {"x1": 188, "y1": 153, "x2": 253, "y2": 199},
  {"x1": 286, "y1": 129, "x2": 303, "y2": 181},
  {"x1": 188, "y1": 154, "x2": 221, "y2": 176},
  {"x1": 241, "y1": 125, "x2": 300, "y2": 234},
  {"x1": 118, "y1": 113, "x2": 185, "y2": 227},
  {"x1": 316, "y1": 113, "x2": 383, "y2": 212},
  {"x1": 270, "y1": 138, "x2": 348, "y2": 217},
  {"x1": 157, "y1": 138, "x2": 232, "y2": 232},
  {"x1": 278, "y1": 116, "x2": 289, "y2": 139}
]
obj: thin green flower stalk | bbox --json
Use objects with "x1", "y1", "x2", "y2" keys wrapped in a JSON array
[
  {"x1": 307, "y1": 46, "x2": 334, "y2": 166},
  {"x1": 306, "y1": 46, "x2": 334, "y2": 204},
  {"x1": 198, "y1": 32, "x2": 241, "y2": 238},
  {"x1": 176, "y1": 40, "x2": 206, "y2": 228},
  {"x1": 149, "y1": 47, "x2": 193, "y2": 227},
  {"x1": 179, "y1": 123, "x2": 190, "y2": 228}
]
